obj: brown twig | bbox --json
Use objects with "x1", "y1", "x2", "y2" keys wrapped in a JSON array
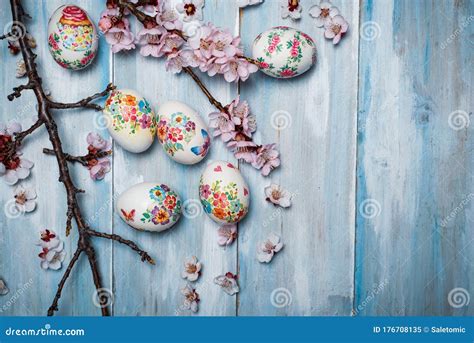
[
  {"x1": 48, "y1": 83, "x2": 116, "y2": 111},
  {"x1": 87, "y1": 229, "x2": 156, "y2": 265},
  {"x1": 42, "y1": 148, "x2": 112, "y2": 167},
  {"x1": 7, "y1": 0, "x2": 155, "y2": 316}
]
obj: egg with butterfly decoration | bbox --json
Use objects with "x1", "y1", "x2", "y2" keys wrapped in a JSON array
[
  {"x1": 157, "y1": 101, "x2": 211, "y2": 165},
  {"x1": 199, "y1": 161, "x2": 250, "y2": 225}
]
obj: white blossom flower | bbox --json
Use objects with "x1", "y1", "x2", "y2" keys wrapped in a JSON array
[
  {"x1": 0, "y1": 279, "x2": 9, "y2": 296},
  {"x1": 309, "y1": 1, "x2": 340, "y2": 27},
  {"x1": 16, "y1": 59, "x2": 26, "y2": 78},
  {"x1": 265, "y1": 183, "x2": 292, "y2": 208},
  {"x1": 35, "y1": 229, "x2": 61, "y2": 251},
  {"x1": 181, "y1": 284, "x2": 200, "y2": 312},
  {"x1": 237, "y1": 0, "x2": 264, "y2": 8},
  {"x1": 280, "y1": 0, "x2": 302, "y2": 20},
  {"x1": 257, "y1": 233, "x2": 283, "y2": 263},
  {"x1": 181, "y1": 256, "x2": 202, "y2": 282},
  {"x1": 217, "y1": 224, "x2": 237, "y2": 246},
  {"x1": 214, "y1": 272, "x2": 239, "y2": 295},
  {"x1": 39, "y1": 246, "x2": 66, "y2": 270},
  {"x1": 37, "y1": 229, "x2": 66, "y2": 270},
  {"x1": 324, "y1": 15, "x2": 349, "y2": 45},
  {"x1": 176, "y1": 0, "x2": 204, "y2": 22},
  {"x1": 13, "y1": 184, "x2": 37, "y2": 213}
]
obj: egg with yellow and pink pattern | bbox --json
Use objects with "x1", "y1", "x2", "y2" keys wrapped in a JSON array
[
  {"x1": 47, "y1": 5, "x2": 98, "y2": 70},
  {"x1": 157, "y1": 101, "x2": 211, "y2": 165},
  {"x1": 199, "y1": 161, "x2": 250, "y2": 225}
]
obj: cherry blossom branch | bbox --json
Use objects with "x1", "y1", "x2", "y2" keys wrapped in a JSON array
[
  {"x1": 182, "y1": 67, "x2": 226, "y2": 112},
  {"x1": 6, "y1": 0, "x2": 155, "y2": 316},
  {"x1": 42, "y1": 148, "x2": 112, "y2": 167}
]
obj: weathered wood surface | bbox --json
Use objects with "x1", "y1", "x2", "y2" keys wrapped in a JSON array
[{"x1": 0, "y1": 0, "x2": 472, "y2": 316}]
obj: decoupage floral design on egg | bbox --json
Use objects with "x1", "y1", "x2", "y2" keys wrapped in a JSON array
[
  {"x1": 254, "y1": 26, "x2": 316, "y2": 78},
  {"x1": 105, "y1": 91, "x2": 156, "y2": 136},
  {"x1": 199, "y1": 177, "x2": 248, "y2": 224},
  {"x1": 157, "y1": 112, "x2": 198, "y2": 156},
  {"x1": 48, "y1": 5, "x2": 96, "y2": 69},
  {"x1": 141, "y1": 184, "x2": 182, "y2": 226}
]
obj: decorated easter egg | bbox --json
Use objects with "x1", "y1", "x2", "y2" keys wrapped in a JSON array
[
  {"x1": 103, "y1": 89, "x2": 156, "y2": 153},
  {"x1": 117, "y1": 182, "x2": 182, "y2": 232},
  {"x1": 199, "y1": 161, "x2": 250, "y2": 224},
  {"x1": 157, "y1": 101, "x2": 211, "y2": 165},
  {"x1": 47, "y1": 5, "x2": 98, "y2": 70},
  {"x1": 252, "y1": 26, "x2": 316, "y2": 79}
]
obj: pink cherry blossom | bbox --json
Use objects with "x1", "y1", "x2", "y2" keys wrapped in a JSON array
[
  {"x1": 208, "y1": 110, "x2": 236, "y2": 142},
  {"x1": 89, "y1": 159, "x2": 111, "y2": 181},
  {"x1": 165, "y1": 48, "x2": 199, "y2": 73},
  {"x1": 252, "y1": 143, "x2": 281, "y2": 176},
  {"x1": 87, "y1": 132, "x2": 111, "y2": 151},
  {"x1": 257, "y1": 233, "x2": 283, "y2": 263},
  {"x1": 136, "y1": 25, "x2": 167, "y2": 57},
  {"x1": 217, "y1": 224, "x2": 237, "y2": 246},
  {"x1": 105, "y1": 19, "x2": 136, "y2": 53},
  {"x1": 228, "y1": 97, "x2": 256, "y2": 137},
  {"x1": 228, "y1": 140, "x2": 257, "y2": 163},
  {"x1": 309, "y1": 1, "x2": 340, "y2": 28},
  {"x1": 324, "y1": 15, "x2": 349, "y2": 45}
]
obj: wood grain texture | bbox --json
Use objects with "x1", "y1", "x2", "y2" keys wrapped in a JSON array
[
  {"x1": 0, "y1": 0, "x2": 472, "y2": 316},
  {"x1": 0, "y1": 0, "x2": 112, "y2": 316},
  {"x1": 355, "y1": 0, "x2": 473, "y2": 315},
  {"x1": 237, "y1": 0, "x2": 359, "y2": 315}
]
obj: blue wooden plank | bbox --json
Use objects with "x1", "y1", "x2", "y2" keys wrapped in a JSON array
[
  {"x1": 237, "y1": 0, "x2": 359, "y2": 315},
  {"x1": 0, "y1": 0, "x2": 112, "y2": 315},
  {"x1": 111, "y1": 0, "x2": 239, "y2": 316},
  {"x1": 355, "y1": 0, "x2": 473, "y2": 315}
]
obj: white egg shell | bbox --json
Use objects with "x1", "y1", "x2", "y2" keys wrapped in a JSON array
[
  {"x1": 199, "y1": 161, "x2": 250, "y2": 224},
  {"x1": 252, "y1": 26, "x2": 316, "y2": 79},
  {"x1": 157, "y1": 101, "x2": 211, "y2": 165},
  {"x1": 103, "y1": 89, "x2": 156, "y2": 153},
  {"x1": 117, "y1": 182, "x2": 182, "y2": 232},
  {"x1": 47, "y1": 5, "x2": 98, "y2": 70}
]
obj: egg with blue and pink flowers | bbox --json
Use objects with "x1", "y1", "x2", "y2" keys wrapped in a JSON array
[{"x1": 157, "y1": 101, "x2": 211, "y2": 165}]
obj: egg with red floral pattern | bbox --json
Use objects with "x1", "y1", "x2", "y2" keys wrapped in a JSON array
[{"x1": 199, "y1": 161, "x2": 250, "y2": 224}]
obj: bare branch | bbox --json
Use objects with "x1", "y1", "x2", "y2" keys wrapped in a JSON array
[
  {"x1": 47, "y1": 246, "x2": 83, "y2": 316},
  {"x1": 48, "y1": 83, "x2": 116, "y2": 111},
  {"x1": 87, "y1": 229, "x2": 156, "y2": 265}
]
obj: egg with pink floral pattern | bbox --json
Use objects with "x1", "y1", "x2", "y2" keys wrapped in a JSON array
[
  {"x1": 199, "y1": 161, "x2": 250, "y2": 224},
  {"x1": 157, "y1": 101, "x2": 211, "y2": 165},
  {"x1": 47, "y1": 5, "x2": 98, "y2": 70},
  {"x1": 252, "y1": 26, "x2": 316, "y2": 79}
]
